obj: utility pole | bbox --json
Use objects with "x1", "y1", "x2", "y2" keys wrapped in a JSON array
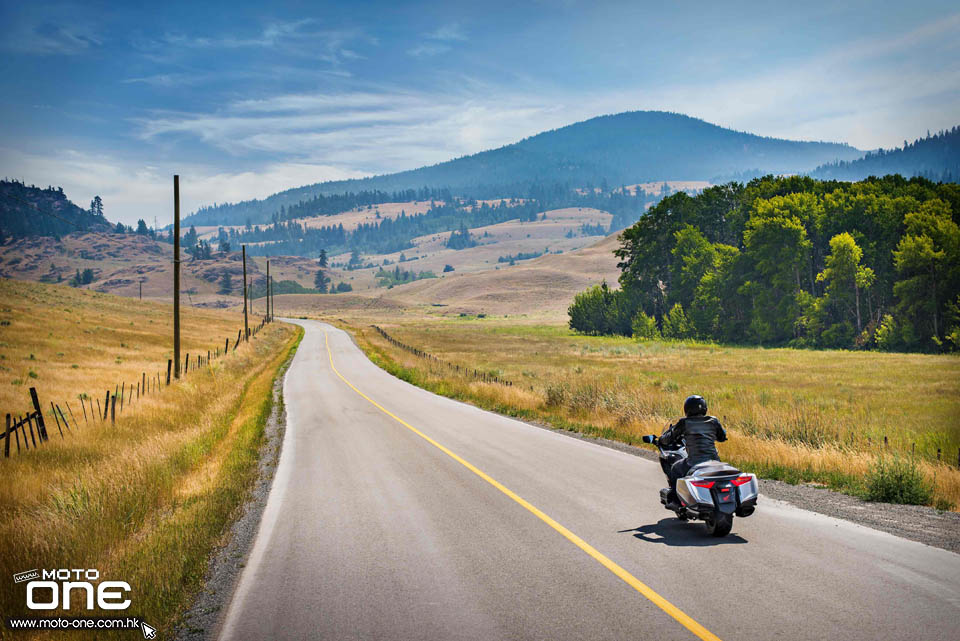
[
  {"x1": 173, "y1": 175, "x2": 181, "y2": 379},
  {"x1": 242, "y1": 245, "x2": 249, "y2": 340},
  {"x1": 266, "y1": 260, "x2": 270, "y2": 322}
]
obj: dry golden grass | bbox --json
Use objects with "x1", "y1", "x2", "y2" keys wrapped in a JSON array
[
  {"x1": 0, "y1": 278, "x2": 299, "y2": 639},
  {"x1": 345, "y1": 318, "x2": 960, "y2": 510},
  {"x1": 0, "y1": 278, "x2": 267, "y2": 419}
]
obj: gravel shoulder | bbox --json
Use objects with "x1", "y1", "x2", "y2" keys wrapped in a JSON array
[
  {"x1": 540, "y1": 424, "x2": 960, "y2": 554},
  {"x1": 175, "y1": 354, "x2": 292, "y2": 641}
]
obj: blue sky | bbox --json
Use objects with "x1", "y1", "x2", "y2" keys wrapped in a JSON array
[{"x1": 0, "y1": 0, "x2": 958, "y2": 226}]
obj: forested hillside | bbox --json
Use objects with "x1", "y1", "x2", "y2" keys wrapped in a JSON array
[
  {"x1": 205, "y1": 187, "x2": 655, "y2": 258},
  {"x1": 569, "y1": 175, "x2": 960, "y2": 353},
  {"x1": 183, "y1": 111, "x2": 863, "y2": 226},
  {"x1": 0, "y1": 180, "x2": 112, "y2": 239},
  {"x1": 812, "y1": 127, "x2": 960, "y2": 182}
]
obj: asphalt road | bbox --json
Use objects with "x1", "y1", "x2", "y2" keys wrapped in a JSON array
[{"x1": 218, "y1": 320, "x2": 960, "y2": 641}]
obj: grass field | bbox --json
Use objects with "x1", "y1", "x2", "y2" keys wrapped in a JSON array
[
  {"x1": 0, "y1": 279, "x2": 300, "y2": 639},
  {"x1": 344, "y1": 317, "x2": 960, "y2": 511}
]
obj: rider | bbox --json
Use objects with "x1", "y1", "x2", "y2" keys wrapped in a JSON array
[{"x1": 660, "y1": 395, "x2": 726, "y2": 507}]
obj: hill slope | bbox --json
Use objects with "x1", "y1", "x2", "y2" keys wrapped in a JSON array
[
  {"x1": 379, "y1": 232, "x2": 622, "y2": 316},
  {"x1": 0, "y1": 180, "x2": 112, "y2": 239},
  {"x1": 185, "y1": 111, "x2": 863, "y2": 226},
  {"x1": 811, "y1": 126, "x2": 960, "y2": 182}
]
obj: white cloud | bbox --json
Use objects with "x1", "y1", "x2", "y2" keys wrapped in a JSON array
[
  {"x1": 135, "y1": 88, "x2": 575, "y2": 173},
  {"x1": 407, "y1": 42, "x2": 451, "y2": 58},
  {"x1": 408, "y1": 21, "x2": 468, "y2": 57},
  {"x1": 0, "y1": 147, "x2": 366, "y2": 227},
  {"x1": 427, "y1": 23, "x2": 467, "y2": 42}
]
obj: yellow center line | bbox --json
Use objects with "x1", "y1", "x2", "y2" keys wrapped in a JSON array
[{"x1": 324, "y1": 330, "x2": 722, "y2": 641}]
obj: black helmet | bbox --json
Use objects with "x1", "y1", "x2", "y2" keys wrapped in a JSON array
[{"x1": 684, "y1": 395, "x2": 707, "y2": 417}]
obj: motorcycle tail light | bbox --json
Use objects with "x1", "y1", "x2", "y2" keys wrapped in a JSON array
[
  {"x1": 691, "y1": 480, "x2": 714, "y2": 488},
  {"x1": 731, "y1": 475, "x2": 752, "y2": 486}
]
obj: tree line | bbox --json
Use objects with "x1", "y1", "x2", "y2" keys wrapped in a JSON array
[
  {"x1": 812, "y1": 127, "x2": 960, "y2": 184},
  {"x1": 569, "y1": 174, "x2": 960, "y2": 352}
]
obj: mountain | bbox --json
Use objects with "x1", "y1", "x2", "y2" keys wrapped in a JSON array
[
  {"x1": 811, "y1": 126, "x2": 960, "y2": 182},
  {"x1": 185, "y1": 111, "x2": 863, "y2": 227},
  {"x1": 0, "y1": 180, "x2": 112, "y2": 239}
]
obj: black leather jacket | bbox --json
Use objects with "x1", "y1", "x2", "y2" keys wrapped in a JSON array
[{"x1": 660, "y1": 415, "x2": 727, "y2": 465}]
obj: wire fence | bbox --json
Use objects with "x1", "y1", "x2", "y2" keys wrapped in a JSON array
[
  {"x1": 3, "y1": 316, "x2": 273, "y2": 459},
  {"x1": 370, "y1": 324, "x2": 515, "y2": 387}
]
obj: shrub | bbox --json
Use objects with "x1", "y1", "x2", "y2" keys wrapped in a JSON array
[
  {"x1": 631, "y1": 310, "x2": 659, "y2": 340},
  {"x1": 567, "y1": 281, "x2": 633, "y2": 336},
  {"x1": 662, "y1": 303, "x2": 693, "y2": 339},
  {"x1": 874, "y1": 314, "x2": 900, "y2": 351},
  {"x1": 544, "y1": 383, "x2": 567, "y2": 408},
  {"x1": 863, "y1": 455, "x2": 933, "y2": 505}
]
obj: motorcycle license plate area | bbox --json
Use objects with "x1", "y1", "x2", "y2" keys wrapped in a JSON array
[{"x1": 717, "y1": 486, "x2": 735, "y2": 503}]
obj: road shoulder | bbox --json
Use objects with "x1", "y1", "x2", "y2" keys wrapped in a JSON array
[{"x1": 175, "y1": 340, "x2": 296, "y2": 641}]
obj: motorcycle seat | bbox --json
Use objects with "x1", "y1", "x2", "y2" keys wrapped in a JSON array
[{"x1": 687, "y1": 461, "x2": 741, "y2": 477}]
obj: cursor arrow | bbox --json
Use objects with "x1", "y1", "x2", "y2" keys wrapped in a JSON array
[{"x1": 141, "y1": 622, "x2": 157, "y2": 639}]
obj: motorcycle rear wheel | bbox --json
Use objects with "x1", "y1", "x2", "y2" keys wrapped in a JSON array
[{"x1": 705, "y1": 513, "x2": 733, "y2": 537}]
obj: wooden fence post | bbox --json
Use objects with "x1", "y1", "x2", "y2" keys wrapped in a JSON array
[
  {"x1": 225, "y1": 338, "x2": 229, "y2": 354},
  {"x1": 56, "y1": 405, "x2": 70, "y2": 432},
  {"x1": 50, "y1": 402, "x2": 64, "y2": 437},
  {"x1": 97, "y1": 397, "x2": 102, "y2": 422},
  {"x1": 167, "y1": 359, "x2": 172, "y2": 385},
  {"x1": 184, "y1": 353, "x2": 189, "y2": 375},
  {"x1": 111, "y1": 394, "x2": 116, "y2": 425},
  {"x1": 65, "y1": 402, "x2": 77, "y2": 427},
  {"x1": 27, "y1": 415, "x2": 38, "y2": 447},
  {"x1": 81, "y1": 398, "x2": 88, "y2": 423},
  {"x1": 14, "y1": 417, "x2": 21, "y2": 452},
  {"x1": 29, "y1": 387, "x2": 48, "y2": 441},
  {"x1": 120, "y1": 382, "x2": 125, "y2": 411},
  {"x1": 4, "y1": 414, "x2": 9, "y2": 458}
]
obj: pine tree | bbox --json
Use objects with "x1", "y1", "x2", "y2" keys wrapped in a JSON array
[
  {"x1": 314, "y1": 269, "x2": 330, "y2": 293},
  {"x1": 218, "y1": 272, "x2": 233, "y2": 295}
]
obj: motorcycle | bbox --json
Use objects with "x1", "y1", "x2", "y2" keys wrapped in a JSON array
[{"x1": 641, "y1": 434, "x2": 758, "y2": 537}]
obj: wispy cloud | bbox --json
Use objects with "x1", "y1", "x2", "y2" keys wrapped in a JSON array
[
  {"x1": 135, "y1": 20, "x2": 374, "y2": 66},
  {"x1": 427, "y1": 23, "x2": 467, "y2": 42},
  {"x1": 407, "y1": 42, "x2": 452, "y2": 57},
  {"x1": 0, "y1": 146, "x2": 366, "y2": 226},
  {"x1": 1, "y1": 16, "x2": 101, "y2": 55},
  {"x1": 407, "y1": 21, "x2": 468, "y2": 57},
  {"x1": 135, "y1": 88, "x2": 568, "y2": 173}
]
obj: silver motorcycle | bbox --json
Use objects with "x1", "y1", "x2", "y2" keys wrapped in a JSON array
[{"x1": 642, "y1": 434, "x2": 758, "y2": 537}]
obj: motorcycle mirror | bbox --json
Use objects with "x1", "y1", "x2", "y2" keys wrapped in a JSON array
[{"x1": 642, "y1": 435, "x2": 656, "y2": 444}]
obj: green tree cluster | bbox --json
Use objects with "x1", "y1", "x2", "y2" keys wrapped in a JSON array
[{"x1": 570, "y1": 175, "x2": 960, "y2": 352}]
